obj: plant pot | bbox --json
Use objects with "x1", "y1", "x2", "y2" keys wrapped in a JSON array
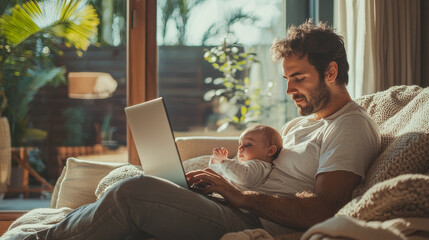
[{"x1": 0, "y1": 117, "x2": 11, "y2": 195}]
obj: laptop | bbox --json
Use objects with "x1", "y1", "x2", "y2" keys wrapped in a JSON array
[
  {"x1": 124, "y1": 97, "x2": 189, "y2": 188},
  {"x1": 125, "y1": 98, "x2": 227, "y2": 203}
]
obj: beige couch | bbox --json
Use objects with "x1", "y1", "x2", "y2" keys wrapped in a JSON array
[{"x1": 2, "y1": 85, "x2": 429, "y2": 240}]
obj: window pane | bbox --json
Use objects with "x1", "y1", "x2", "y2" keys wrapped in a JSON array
[
  {"x1": 0, "y1": 0, "x2": 127, "y2": 210},
  {"x1": 157, "y1": 0, "x2": 298, "y2": 137}
]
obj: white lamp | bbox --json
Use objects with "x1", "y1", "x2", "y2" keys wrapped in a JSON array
[{"x1": 68, "y1": 72, "x2": 118, "y2": 99}]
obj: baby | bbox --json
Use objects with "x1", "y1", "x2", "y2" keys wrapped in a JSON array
[{"x1": 209, "y1": 124, "x2": 283, "y2": 190}]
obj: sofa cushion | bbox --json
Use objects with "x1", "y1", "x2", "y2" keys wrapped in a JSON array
[
  {"x1": 337, "y1": 174, "x2": 429, "y2": 221},
  {"x1": 54, "y1": 158, "x2": 126, "y2": 209},
  {"x1": 353, "y1": 85, "x2": 429, "y2": 197}
]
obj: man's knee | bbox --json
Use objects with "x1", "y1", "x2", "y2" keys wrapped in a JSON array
[
  {"x1": 109, "y1": 175, "x2": 146, "y2": 198},
  {"x1": 109, "y1": 175, "x2": 182, "y2": 200}
]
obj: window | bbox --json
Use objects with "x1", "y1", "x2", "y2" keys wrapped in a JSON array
[
  {"x1": 157, "y1": 0, "x2": 299, "y2": 137},
  {"x1": 0, "y1": 0, "x2": 127, "y2": 210}
]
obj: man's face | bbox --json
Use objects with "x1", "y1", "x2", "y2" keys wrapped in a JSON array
[{"x1": 282, "y1": 54, "x2": 330, "y2": 116}]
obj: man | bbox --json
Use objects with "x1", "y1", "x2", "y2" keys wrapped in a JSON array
[{"x1": 26, "y1": 20, "x2": 380, "y2": 240}]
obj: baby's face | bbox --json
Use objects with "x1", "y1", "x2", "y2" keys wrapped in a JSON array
[{"x1": 237, "y1": 132, "x2": 271, "y2": 162}]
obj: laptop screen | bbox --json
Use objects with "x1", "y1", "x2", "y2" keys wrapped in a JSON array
[{"x1": 124, "y1": 98, "x2": 188, "y2": 188}]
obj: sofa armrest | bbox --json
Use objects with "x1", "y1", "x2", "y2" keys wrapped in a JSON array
[{"x1": 176, "y1": 136, "x2": 239, "y2": 161}]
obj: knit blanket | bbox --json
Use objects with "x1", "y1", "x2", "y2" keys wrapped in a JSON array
[
  {"x1": 337, "y1": 174, "x2": 429, "y2": 221},
  {"x1": 352, "y1": 85, "x2": 429, "y2": 196},
  {"x1": 0, "y1": 207, "x2": 73, "y2": 240},
  {"x1": 222, "y1": 216, "x2": 429, "y2": 240}
]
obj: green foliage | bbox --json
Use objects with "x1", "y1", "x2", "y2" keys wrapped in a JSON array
[
  {"x1": 203, "y1": 39, "x2": 261, "y2": 131},
  {"x1": 86, "y1": 0, "x2": 126, "y2": 46},
  {"x1": 0, "y1": 0, "x2": 99, "y2": 51},
  {"x1": 159, "y1": 0, "x2": 206, "y2": 45},
  {"x1": 4, "y1": 67, "x2": 63, "y2": 146},
  {"x1": 101, "y1": 113, "x2": 116, "y2": 141},
  {"x1": 62, "y1": 107, "x2": 87, "y2": 146},
  {"x1": 0, "y1": 0, "x2": 99, "y2": 146}
]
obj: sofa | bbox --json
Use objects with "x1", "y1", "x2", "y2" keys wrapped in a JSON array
[{"x1": 2, "y1": 85, "x2": 429, "y2": 240}]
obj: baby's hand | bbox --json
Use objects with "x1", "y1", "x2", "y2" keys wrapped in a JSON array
[{"x1": 211, "y1": 147, "x2": 228, "y2": 164}]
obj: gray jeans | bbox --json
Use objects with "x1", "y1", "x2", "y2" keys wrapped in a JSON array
[{"x1": 41, "y1": 175, "x2": 262, "y2": 240}]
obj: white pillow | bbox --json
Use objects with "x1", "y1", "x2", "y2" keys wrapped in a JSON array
[{"x1": 55, "y1": 158, "x2": 126, "y2": 209}]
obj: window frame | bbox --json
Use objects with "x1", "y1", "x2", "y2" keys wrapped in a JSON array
[{"x1": 127, "y1": 0, "x2": 157, "y2": 165}]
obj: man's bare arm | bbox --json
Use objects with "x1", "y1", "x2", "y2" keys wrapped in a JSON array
[
  {"x1": 239, "y1": 171, "x2": 361, "y2": 229},
  {"x1": 187, "y1": 169, "x2": 361, "y2": 230}
]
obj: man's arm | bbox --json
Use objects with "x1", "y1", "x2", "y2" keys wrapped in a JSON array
[
  {"x1": 187, "y1": 169, "x2": 360, "y2": 230},
  {"x1": 241, "y1": 170, "x2": 361, "y2": 229}
]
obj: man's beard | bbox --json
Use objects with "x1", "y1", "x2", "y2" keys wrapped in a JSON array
[{"x1": 293, "y1": 79, "x2": 330, "y2": 116}]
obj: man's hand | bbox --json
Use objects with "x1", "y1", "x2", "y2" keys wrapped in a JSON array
[
  {"x1": 210, "y1": 147, "x2": 228, "y2": 164},
  {"x1": 186, "y1": 168, "x2": 245, "y2": 207}
]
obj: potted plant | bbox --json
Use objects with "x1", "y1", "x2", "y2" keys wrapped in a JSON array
[
  {"x1": 0, "y1": 0, "x2": 99, "y2": 190},
  {"x1": 203, "y1": 39, "x2": 261, "y2": 132},
  {"x1": 0, "y1": 0, "x2": 99, "y2": 147}
]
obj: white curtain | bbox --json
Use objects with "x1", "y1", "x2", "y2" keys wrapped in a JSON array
[
  {"x1": 335, "y1": 0, "x2": 376, "y2": 99},
  {"x1": 335, "y1": 0, "x2": 421, "y2": 98}
]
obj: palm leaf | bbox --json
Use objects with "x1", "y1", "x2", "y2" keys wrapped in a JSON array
[
  {"x1": 4, "y1": 66, "x2": 64, "y2": 146},
  {"x1": 0, "y1": 0, "x2": 99, "y2": 51}
]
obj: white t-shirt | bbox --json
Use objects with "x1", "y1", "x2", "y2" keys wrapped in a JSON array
[
  {"x1": 255, "y1": 101, "x2": 381, "y2": 234},
  {"x1": 209, "y1": 158, "x2": 272, "y2": 190}
]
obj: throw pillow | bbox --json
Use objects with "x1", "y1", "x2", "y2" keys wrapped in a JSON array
[
  {"x1": 55, "y1": 158, "x2": 126, "y2": 209},
  {"x1": 49, "y1": 163, "x2": 67, "y2": 208},
  {"x1": 95, "y1": 164, "x2": 144, "y2": 200},
  {"x1": 337, "y1": 174, "x2": 429, "y2": 222}
]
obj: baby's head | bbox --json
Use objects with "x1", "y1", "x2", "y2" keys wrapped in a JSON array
[{"x1": 237, "y1": 125, "x2": 283, "y2": 163}]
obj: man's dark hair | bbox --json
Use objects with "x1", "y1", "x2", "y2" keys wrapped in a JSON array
[{"x1": 271, "y1": 19, "x2": 349, "y2": 85}]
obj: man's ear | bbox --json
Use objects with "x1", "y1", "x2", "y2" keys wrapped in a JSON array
[
  {"x1": 267, "y1": 145, "x2": 277, "y2": 157},
  {"x1": 325, "y1": 61, "x2": 338, "y2": 83}
]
